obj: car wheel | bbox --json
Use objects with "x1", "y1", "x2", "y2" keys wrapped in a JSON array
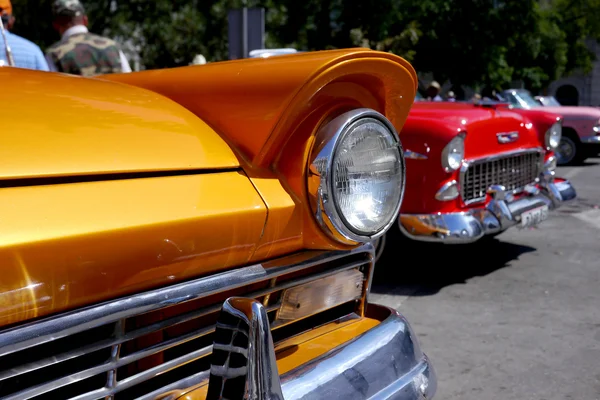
[
  {"x1": 556, "y1": 136, "x2": 584, "y2": 165},
  {"x1": 373, "y1": 233, "x2": 387, "y2": 263}
]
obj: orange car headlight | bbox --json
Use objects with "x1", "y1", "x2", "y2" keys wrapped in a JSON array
[{"x1": 307, "y1": 108, "x2": 405, "y2": 244}]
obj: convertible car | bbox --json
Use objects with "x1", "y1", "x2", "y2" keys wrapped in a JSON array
[
  {"x1": 374, "y1": 99, "x2": 576, "y2": 256},
  {"x1": 0, "y1": 50, "x2": 436, "y2": 399},
  {"x1": 501, "y1": 89, "x2": 600, "y2": 165}
]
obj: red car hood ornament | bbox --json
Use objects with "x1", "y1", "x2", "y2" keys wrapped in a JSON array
[{"x1": 496, "y1": 131, "x2": 519, "y2": 143}]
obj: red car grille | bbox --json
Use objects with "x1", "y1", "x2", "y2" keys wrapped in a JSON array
[{"x1": 461, "y1": 150, "x2": 543, "y2": 204}]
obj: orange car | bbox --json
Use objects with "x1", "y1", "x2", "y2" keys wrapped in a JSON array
[{"x1": 0, "y1": 49, "x2": 436, "y2": 399}]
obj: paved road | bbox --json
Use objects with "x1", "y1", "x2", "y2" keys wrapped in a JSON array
[{"x1": 371, "y1": 158, "x2": 600, "y2": 400}]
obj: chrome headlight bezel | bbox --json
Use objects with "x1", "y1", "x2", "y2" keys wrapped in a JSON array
[
  {"x1": 307, "y1": 108, "x2": 405, "y2": 244},
  {"x1": 441, "y1": 132, "x2": 466, "y2": 172},
  {"x1": 545, "y1": 120, "x2": 562, "y2": 150}
]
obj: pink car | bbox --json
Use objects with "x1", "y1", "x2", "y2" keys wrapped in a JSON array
[{"x1": 501, "y1": 89, "x2": 600, "y2": 165}]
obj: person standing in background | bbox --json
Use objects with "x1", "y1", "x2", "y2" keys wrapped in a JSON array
[
  {"x1": 0, "y1": 0, "x2": 49, "y2": 70},
  {"x1": 45, "y1": 0, "x2": 131, "y2": 76},
  {"x1": 425, "y1": 81, "x2": 443, "y2": 101}
]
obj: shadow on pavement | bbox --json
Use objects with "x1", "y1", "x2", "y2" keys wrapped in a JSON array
[{"x1": 371, "y1": 229, "x2": 536, "y2": 298}]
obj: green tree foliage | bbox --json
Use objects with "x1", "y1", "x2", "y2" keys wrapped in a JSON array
[
  {"x1": 7, "y1": 0, "x2": 600, "y2": 91},
  {"x1": 544, "y1": 0, "x2": 600, "y2": 73}
]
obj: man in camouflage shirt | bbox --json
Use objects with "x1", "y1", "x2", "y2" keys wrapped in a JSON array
[{"x1": 45, "y1": 0, "x2": 131, "y2": 76}]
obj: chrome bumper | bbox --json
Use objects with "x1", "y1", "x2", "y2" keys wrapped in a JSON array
[
  {"x1": 280, "y1": 304, "x2": 436, "y2": 400},
  {"x1": 399, "y1": 178, "x2": 576, "y2": 243},
  {"x1": 580, "y1": 135, "x2": 600, "y2": 144},
  {"x1": 205, "y1": 299, "x2": 436, "y2": 400}
]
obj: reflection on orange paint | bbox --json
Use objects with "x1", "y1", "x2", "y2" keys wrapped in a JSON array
[
  {"x1": 400, "y1": 215, "x2": 450, "y2": 236},
  {"x1": 0, "y1": 172, "x2": 266, "y2": 326}
]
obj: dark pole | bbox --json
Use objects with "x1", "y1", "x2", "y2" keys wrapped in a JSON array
[{"x1": 242, "y1": 6, "x2": 248, "y2": 58}]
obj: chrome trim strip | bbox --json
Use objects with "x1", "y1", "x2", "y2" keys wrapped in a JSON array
[
  {"x1": 68, "y1": 347, "x2": 214, "y2": 400},
  {"x1": 460, "y1": 148, "x2": 544, "y2": 205},
  {"x1": 0, "y1": 245, "x2": 374, "y2": 399},
  {"x1": 0, "y1": 305, "x2": 221, "y2": 381},
  {"x1": 0, "y1": 260, "x2": 366, "y2": 383},
  {"x1": 307, "y1": 108, "x2": 406, "y2": 244},
  {"x1": 463, "y1": 147, "x2": 544, "y2": 165},
  {"x1": 5, "y1": 302, "x2": 283, "y2": 400},
  {"x1": 0, "y1": 245, "x2": 371, "y2": 358},
  {"x1": 7, "y1": 345, "x2": 214, "y2": 400}
]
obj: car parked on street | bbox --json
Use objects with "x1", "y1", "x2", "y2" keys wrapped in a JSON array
[
  {"x1": 374, "y1": 100, "x2": 576, "y2": 258},
  {"x1": 535, "y1": 95, "x2": 562, "y2": 107},
  {"x1": 0, "y1": 49, "x2": 436, "y2": 400},
  {"x1": 501, "y1": 89, "x2": 600, "y2": 165}
]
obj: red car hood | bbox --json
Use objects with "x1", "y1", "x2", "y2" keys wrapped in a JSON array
[
  {"x1": 408, "y1": 101, "x2": 540, "y2": 160},
  {"x1": 410, "y1": 102, "x2": 526, "y2": 125}
]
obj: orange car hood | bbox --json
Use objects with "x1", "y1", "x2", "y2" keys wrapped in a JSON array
[{"x1": 0, "y1": 68, "x2": 239, "y2": 180}]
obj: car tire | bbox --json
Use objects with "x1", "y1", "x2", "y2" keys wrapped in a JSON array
[{"x1": 556, "y1": 134, "x2": 586, "y2": 165}]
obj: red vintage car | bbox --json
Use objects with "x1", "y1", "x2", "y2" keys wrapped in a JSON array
[{"x1": 375, "y1": 100, "x2": 576, "y2": 257}]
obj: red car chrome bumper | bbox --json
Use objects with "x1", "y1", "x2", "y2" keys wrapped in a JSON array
[{"x1": 399, "y1": 176, "x2": 576, "y2": 243}]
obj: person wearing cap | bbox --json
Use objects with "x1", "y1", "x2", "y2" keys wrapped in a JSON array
[
  {"x1": 446, "y1": 91, "x2": 456, "y2": 102},
  {"x1": 425, "y1": 81, "x2": 443, "y2": 101},
  {"x1": 45, "y1": 0, "x2": 131, "y2": 76},
  {"x1": 0, "y1": 0, "x2": 49, "y2": 70}
]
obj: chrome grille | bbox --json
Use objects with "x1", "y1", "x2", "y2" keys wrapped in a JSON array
[
  {"x1": 461, "y1": 150, "x2": 543, "y2": 204},
  {"x1": 0, "y1": 246, "x2": 373, "y2": 400}
]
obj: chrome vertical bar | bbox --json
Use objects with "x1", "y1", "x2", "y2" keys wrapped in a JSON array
[
  {"x1": 105, "y1": 319, "x2": 126, "y2": 400},
  {"x1": 207, "y1": 298, "x2": 283, "y2": 400}
]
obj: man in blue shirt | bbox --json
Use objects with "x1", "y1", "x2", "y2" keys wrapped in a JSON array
[{"x1": 0, "y1": 0, "x2": 49, "y2": 70}]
